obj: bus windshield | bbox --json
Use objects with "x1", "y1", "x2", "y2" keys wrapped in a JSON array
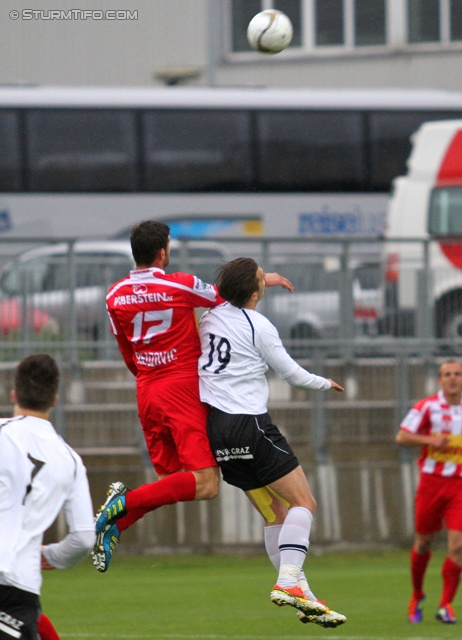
[{"x1": 429, "y1": 187, "x2": 462, "y2": 236}]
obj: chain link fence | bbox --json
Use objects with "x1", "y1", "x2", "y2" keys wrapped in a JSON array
[{"x1": 0, "y1": 235, "x2": 460, "y2": 550}]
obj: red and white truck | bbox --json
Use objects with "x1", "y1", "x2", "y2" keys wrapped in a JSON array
[{"x1": 385, "y1": 119, "x2": 462, "y2": 338}]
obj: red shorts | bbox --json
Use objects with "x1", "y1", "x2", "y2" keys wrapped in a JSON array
[
  {"x1": 415, "y1": 472, "x2": 462, "y2": 535},
  {"x1": 136, "y1": 374, "x2": 218, "y2": 476}
]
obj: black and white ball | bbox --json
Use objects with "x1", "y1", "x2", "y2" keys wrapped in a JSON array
[{"x1": 247, "y1": 10, "x2": 293, "y2": 54}]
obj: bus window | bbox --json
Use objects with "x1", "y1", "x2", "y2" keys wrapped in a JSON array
[
  {"x1": 0, "y1": 111, "x2": 22, "y2": 191},
  {"x1": 141, "y1": 109, "x2": 253, "y2": 191},
  {"x1": 25, "y1": 109, "x2": 138, "y2": 192},
  {"x1": 369, "y1": 110, "x2": 462, "y2": 190},
  {"x1": 256, "y1": 110, "x2": 366, "y2": 191}
]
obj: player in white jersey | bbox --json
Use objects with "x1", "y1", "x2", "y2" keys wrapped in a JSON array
[
  {"x1": 396, "y1": 359, "x2": 462, "y2": 625},
  {"x1": 0, "y1": 354, "x2": 95, "y2": 640},
  {"x1": 198, "y1": 257, "x2": 346, "y2": 629}
]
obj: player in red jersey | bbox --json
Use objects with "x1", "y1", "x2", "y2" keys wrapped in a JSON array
[
  {"x1": 396, "y1": 359, "x2": 462, "y2": 625},
  {"x1": 91, "y1": 220, "x2": 293, "y2": 572}
]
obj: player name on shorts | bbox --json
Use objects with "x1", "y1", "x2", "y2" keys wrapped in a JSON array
[
  {"x1": 215, "y1": 447, "x2": 253, "y2": 462},
  {"x1": 135, "y1": 348, "x2": 177, "y2": 368},
  {"x1": 113, "y1": 292, "x2": 173, "y2": 305}
]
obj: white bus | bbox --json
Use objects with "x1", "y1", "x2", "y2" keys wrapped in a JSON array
[
  {"x1": 386, "y1": 118, "x2": 462, "y2": 339},
  {"x1": 3, "y1": 86, "x2": 462, "y2": 241}
]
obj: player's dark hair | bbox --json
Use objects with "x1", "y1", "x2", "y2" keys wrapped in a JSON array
[
  {"x1": 130, "y1": 220, "x2": 170, "y2": 266},
  {"x1": 14, "y1": 353, "x2": 59, "y2": 411},
  {"x1": 217, "y1": 257, "x2": 260, "y2": 308}
]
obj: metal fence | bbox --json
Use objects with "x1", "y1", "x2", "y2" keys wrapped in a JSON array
[{"x1": 1, "y1": 235, "x2": 461, "y2": 551}]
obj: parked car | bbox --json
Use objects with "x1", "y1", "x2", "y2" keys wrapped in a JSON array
[
  {"x1": 0, "y1": 239, "x2": 230, "y2": 340},
  {"x1": 265, "y1": 260, "x2": 384, "y2": 341}
]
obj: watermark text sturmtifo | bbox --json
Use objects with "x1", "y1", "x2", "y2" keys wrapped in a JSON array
[{"x1": 9, "y1": 9, "x2": 138, "y2": 20}]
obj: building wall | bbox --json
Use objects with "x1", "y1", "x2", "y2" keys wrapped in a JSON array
[
  {"x1": 1, "y1": 0, "x2": 462, "y2": 90},
  {"x1": 0, "y1": 0, "x2": 208, "y2": 87},
  {"x1": 218, "y1": 49, "x2": 462, "y2": 91}
]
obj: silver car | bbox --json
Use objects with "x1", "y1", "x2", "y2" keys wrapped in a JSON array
[
  {"x1": 0, "y1": 239, "x2": 230, "y2": 340},
  {"x1": 265, "y1": 261, "x2": 384, "y2": 341}
]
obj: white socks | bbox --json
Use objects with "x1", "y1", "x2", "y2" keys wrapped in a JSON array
[
  {"x1": 264, "y1": 524, "x2": 282, "y2": 571},
  {"x1": 264, "y1": 507, "x2": 314, "y2": 591},
  {"x1": 298, "y1": 574, "x2": 316, "y2": 600}
]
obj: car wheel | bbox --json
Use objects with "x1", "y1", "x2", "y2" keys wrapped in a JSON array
[
  {"x1": 440, "y1": 310, "x2": 462, "y2": 339},
  {"x1": 290, "y1": 323, "x2": 319, "y2": 340}
]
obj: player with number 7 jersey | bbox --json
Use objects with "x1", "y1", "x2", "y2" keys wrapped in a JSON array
[
  {"x1": 106, "y1": 267, "x2": 221, "y2": 380},
  {"x1": 98, "y1": 225, "x2": 224, "y2": 572}
]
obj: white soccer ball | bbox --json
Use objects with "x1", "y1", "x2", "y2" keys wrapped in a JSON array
[{"x1": 247, "y1": 10, "x2": 293, "y2": 54}]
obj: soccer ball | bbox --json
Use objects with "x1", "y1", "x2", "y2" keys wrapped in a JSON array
[{"x1": 247, "y1": 10, "x2": 293, "y2": 54}]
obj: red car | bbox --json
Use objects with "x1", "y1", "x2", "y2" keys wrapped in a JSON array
[{"x1": 0, "y1": 298, "x2": 56, "y2": 336}]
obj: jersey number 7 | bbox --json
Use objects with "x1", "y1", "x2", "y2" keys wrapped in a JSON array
[{"x1": 131, "y1": 309, "x2": 173, "y2": 343}]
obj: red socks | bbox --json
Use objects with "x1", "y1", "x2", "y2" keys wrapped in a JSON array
[
  {"x1": 410, "y1": 548, "x2": 462, "y2": 606},
  {"x1": 117, "y1": 506, "x2": 151, "y2": 532},
  {"x1": 38, "y1": 614, "x2": 60, "y2": 640},
  {"x1": 410, "y1": 547, "x2": 431, "y2": 599},
  {"x1": 440, "y1": 556, "x2": 462, "y2": 606},
  {"x1": 117, "y1": 472, "x2": 196, "y2": 533}
]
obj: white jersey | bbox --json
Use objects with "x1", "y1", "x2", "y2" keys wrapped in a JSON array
[
  {"x1": 0, "y1": 415, "x2": 95, "y2": 595},
  {"x1": 198, "y1": 302, "x2": 331, "y2": 414}
]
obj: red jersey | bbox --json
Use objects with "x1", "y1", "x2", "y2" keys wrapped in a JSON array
[
  {"x1": 400, "y1": 390, "x2": 462, "y2": 477},
  {"x1": 106, "y1": 267, "x2": 222, "y2": 381}
]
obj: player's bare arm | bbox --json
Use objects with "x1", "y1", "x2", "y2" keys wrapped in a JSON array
[
  {"x1": 41, "y1": 549, "x2": 55, "y2": 570},
  {"x1": 327, "y1": 379, "x2": 344, "y2": 392},
  {"x1": 396, "y1": 429, "x2": 450, "y2": 449},
  {"x1": 264, "y1": 272, "x2": 294, "y2": 293}
]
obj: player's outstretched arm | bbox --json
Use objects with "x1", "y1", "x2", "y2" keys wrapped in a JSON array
[{"x1": 264, "y1": 272, "x2": 294, "y2": 292}]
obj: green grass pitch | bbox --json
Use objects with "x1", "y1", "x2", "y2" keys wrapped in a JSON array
[{"x1": 41, "y1": 547, "x2": 458, "y2": 639}]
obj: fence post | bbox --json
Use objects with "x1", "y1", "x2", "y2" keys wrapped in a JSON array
[
  {"x1": 53, "y1": 354, "x2": 66, "y2": 438},
  {"x1": 312, "y1": 348, "x2": 328, "y2": 464},
  {"x1": 416, "y1": 239, "x2": 433, "y2": 340},
  {"x1": 67, "y1": 240, "x2": 78, "y2": 368},
  {"x1": 396, "y1": 354, "x2": 416, "y2": 538},
  {"x1": 20, "y1": 269, "x2": 32, "y2": 358},
  {"x1": 339, "y1": 239, "x2": 358, "y2": 399},
  {"x1": 312, "y1": 347, "x2": 341, "y2": 541},
  {"x1": 258, "y1": 239, "x2": 270, "y2": 318},
  {"x1": 339, "y1": 240, "x2": 355, "y2": 343}
]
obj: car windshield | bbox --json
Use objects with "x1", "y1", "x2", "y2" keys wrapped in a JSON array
[
  {"x1": 353, "y1": 262, "x2": 382, "y2": 289},
  {"x1": 168, "y1": 247, "x2": 225, "y2": 284},
  {"x1": 0, "y1": 252, "x2": 133, "y2": 296},
  {"x1": 264, "y1": 260, "x2": 382, "y2": 293}
]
